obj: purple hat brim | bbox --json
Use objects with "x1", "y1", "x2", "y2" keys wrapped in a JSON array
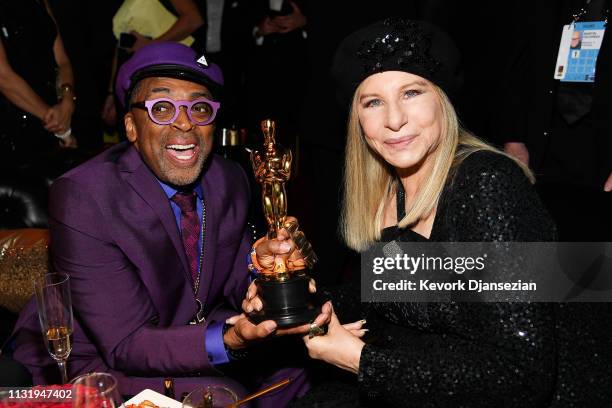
[{"x1": 127, "y1": 64, "x2": 223, "y2": 106}]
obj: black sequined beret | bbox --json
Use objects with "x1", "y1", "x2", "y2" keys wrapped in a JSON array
[{"x1": 331, "y1": 17, "x2": 463, "y2": 110}]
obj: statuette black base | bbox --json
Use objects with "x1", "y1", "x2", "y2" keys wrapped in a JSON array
[{"x1": 249, "y1": 273, "x2": 319, "y2": 328}]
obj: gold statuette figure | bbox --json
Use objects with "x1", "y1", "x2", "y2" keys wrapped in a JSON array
[
  {"x1": 248, "y1": 119, "x2": 319, "y2": 327},
  {"x1": 250, "y1": 119, "x2": 317, "y2": 277},
  {"x1": 251, "y1": 119, "x2": 292, "y2": 240}
]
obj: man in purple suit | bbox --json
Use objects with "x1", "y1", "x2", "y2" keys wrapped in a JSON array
[{"x1": 10, "y1": 42, "x2": 329, "y2": 405}]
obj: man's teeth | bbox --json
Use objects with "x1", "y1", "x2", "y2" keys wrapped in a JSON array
[{"x1": 167, "y1": 144, "x2": 196, "y2": 150}]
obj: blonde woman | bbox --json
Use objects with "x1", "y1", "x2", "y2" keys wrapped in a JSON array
[{"x1": 285, "y1": 18, "x2": 566, "y2": 407}]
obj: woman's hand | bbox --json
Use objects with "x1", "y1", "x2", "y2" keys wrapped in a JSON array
[
  {"x1": 303, "y1": 305, "x2": 366, "y2": 374},
  {"x1": 43, "y1": 98, "x2": 74, "y2": 134}
]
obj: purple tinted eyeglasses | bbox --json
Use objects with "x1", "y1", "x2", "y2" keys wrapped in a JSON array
[{"x1": 130, "y1": 97, "x2": 220, "y2": 126}]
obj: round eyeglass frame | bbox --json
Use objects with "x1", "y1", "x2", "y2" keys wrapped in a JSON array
[{"x1": 130, "y1": 97, "x2": 221, "y2": 126}]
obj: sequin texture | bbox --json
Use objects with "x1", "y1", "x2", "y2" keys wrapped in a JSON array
[{"x1": 357, "y1": 18, "x2": 440, "y2": 77}]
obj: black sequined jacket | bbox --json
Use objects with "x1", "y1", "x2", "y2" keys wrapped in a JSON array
[{"x1": 310, "y1": 151, "x2": 612, "y2": 407}]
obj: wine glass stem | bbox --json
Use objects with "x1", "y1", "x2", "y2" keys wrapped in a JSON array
[{"x1": 57, "y1": 360, "x2": 68, "y2": 384}]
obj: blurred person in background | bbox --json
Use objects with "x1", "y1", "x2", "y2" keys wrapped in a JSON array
[
  {"x1": 198, "y1": 0, "x2": 252, "y2": 129},
  {"x1": 243, "y1": 0, "x2": 309, "y2": 142},
  {"x1": 47, "y1": 0, "x2": 121, "y2": 153},
  {"x1": 101, "y1": 0, "x2": 204, "y2": 134},
  {"x1": 0, "y1": 0, "x2": 77, "y2": 170},
  {"x1": 499, "y1": 0, "x2": 612, "y2": 241}
]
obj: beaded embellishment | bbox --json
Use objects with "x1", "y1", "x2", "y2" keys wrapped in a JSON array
[{"x1": 356, "y1": 17, "x2": 440, "y2": 76}]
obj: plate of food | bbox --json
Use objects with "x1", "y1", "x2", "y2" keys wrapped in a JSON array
[{"x1": 124, "y1": 389, "x2": 181, "y2": 408}]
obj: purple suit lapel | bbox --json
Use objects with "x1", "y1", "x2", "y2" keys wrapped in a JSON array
[
  {"x1": 118, "y1": 146, "x2": 196, "y2": 323},
  {"x1": 119, "y1": 147, "x2": 191, "y2": 280}
]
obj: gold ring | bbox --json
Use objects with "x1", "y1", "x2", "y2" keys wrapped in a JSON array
[{"x1": 308, "y1": 322, "x2": 325, "y2": 339}]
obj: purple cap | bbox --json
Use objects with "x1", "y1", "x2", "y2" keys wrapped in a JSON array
[{"x1": 115, "y1": 42, "x2": 224, "y2": 107}]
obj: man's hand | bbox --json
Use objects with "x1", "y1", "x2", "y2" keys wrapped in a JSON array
[
  {"x1": 43, "y1": 107, "x2": 60, "y2": 133},
  {"x1": 129, "y1": 31, "x2": 154, "y2": 52},
  {"x1": 224, "y1": 301, "x2": 333, "y2": 350},
  {"x1": 43, "y1": 98, "x2": 74, "y2": 134},
  {"x1": 58, "y1": 134, "x2": 78, "y2": 149},
  {"x1": 272, "y1": 2, "x2": 307, "y2": 33},
  {"x1": 303, "y1": 304, "x2": 366, "y2": 374},
  {"x1": 254, "y1": 216, "x2": 306, "y2": 273},
  {"x1": 101, "y1": 94, "x2": 117, "y2": 127},
  {"x1": 604, "y1": 172, "x2": 612, "y2": 192},
  {"x1": 254, "y1": 229, "x2": 293, "y2": 272},
  {"x1": 256, "y1": 16, "x2": 283, "y2": 37},
  {"x1": 504, "y1": 142, "x2": 529, "y2": 167}
]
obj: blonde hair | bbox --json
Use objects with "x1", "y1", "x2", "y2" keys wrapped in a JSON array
[{"x1": 341, "y1": 82, "x2": 533, "y2": 252}]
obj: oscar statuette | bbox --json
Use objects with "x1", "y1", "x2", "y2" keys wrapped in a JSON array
[{"x1": 249, "y1": 119, "x2": 319, "y2": 328}]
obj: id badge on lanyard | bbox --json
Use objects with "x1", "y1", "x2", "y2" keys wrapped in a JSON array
[{"x1": 554, "y1": 12, "x2": 607, "y2": 82}]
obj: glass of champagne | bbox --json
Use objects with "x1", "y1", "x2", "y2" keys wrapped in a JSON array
[
  {"x1": 71, "y1": 372, "x2": 123, "y2": 408},
  {"x1": 34, "y1": 272, "x2": 73, "y2": 384}
]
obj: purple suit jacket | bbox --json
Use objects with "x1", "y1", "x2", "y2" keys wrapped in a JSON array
[{"x1": 12, "y1": 143, "x2": 260, "y2": 395}]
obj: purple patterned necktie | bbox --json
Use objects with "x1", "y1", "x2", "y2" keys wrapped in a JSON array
[{"x1": 171, "y1": 191, "x2": 200, "y2": 287}]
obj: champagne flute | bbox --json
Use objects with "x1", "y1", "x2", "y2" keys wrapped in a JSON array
[
  {"x1": 71, "y1": 372, "x2": 123, "y2": 408},
  {"x1": 34, "y1": 272, "x2": 73, "y2": 384}
]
